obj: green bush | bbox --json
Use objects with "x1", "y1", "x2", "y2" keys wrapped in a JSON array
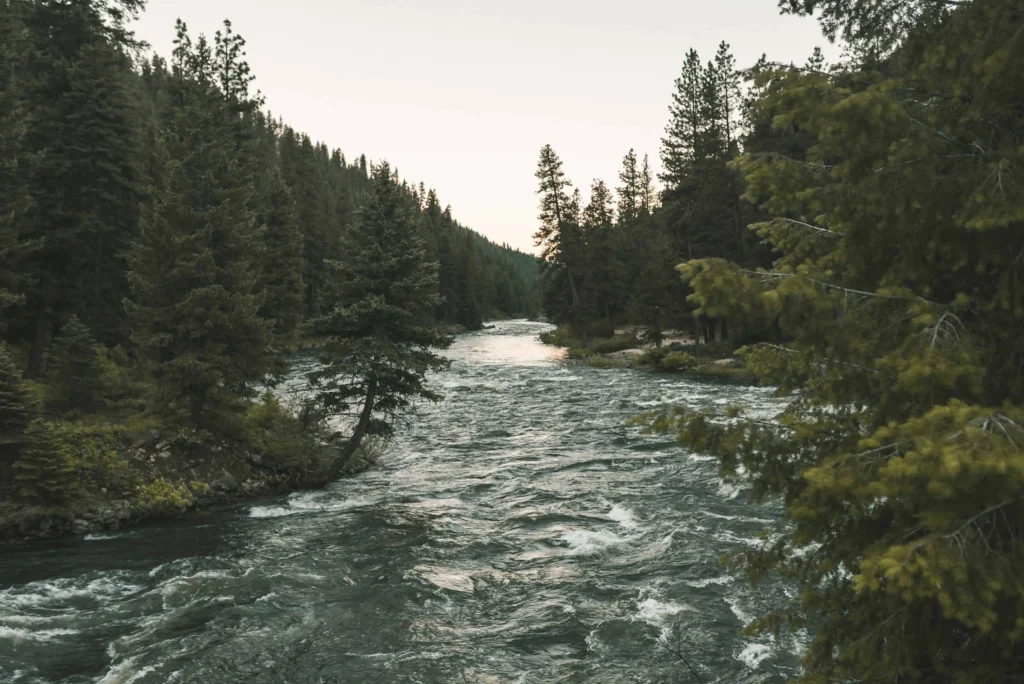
[
  {"x1": 661, "y1": 352, "x2": 698, "y2": 371},
  {"x1": 539, "y1": 325, "x2": 581, "y2": 348},
  {"x1": 585, "y1": 355, "x2": 621, "y2": 369},
  {"x1": 134, "y1": 477, "x2": 194, "y2": 515},
  {"x1": 636, "y1": 346, "x2": 672, "y2": 368},
  {"x1": 586, "y1": 333, "x2": 639, "y2": 355},
  {"x1": 243, "y1": 391, "x2": 314, "y2": 469},
  {"x1": 635, "y1": 347, "x2": 698, "y2": 372},
  {"x1": 56, "y1": 423, "x2": 137, "y2": 500}
]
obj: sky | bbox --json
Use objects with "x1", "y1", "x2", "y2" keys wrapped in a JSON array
[{"x1": 131, "y1": 1, "x2": 837, "y2": 253}]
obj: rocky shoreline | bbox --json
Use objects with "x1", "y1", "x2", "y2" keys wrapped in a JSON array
[{"x1": 0, "y1": 434, "x2": 382, "y2": 546}]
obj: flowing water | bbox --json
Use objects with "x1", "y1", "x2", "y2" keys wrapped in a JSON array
[{"x1": 0, "y1": 320, "x2": 803, "y2": 683}]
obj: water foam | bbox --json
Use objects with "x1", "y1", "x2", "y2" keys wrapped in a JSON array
[
  {"x1": 561, "y1": 529, "x2": 627, "y2": 556},
  {"x1": 737, "y1": 642, "x2": 773, "y2": 669},
  {"x1": 97, "y1": 657, "x2": 158, "y2": 684},
  {"x1": 0, "y1": 625, "x2": 79, "y2": 642},
  {"x1": 607, "y1": 504, "x2": 639, "y2": 529},
  {"x1": 248, "y1": 494, "x2": 375, "y2": 519},
  {"x1": 635, "y1": 597, "x2": 688, "y2": 627},
  {"x1": 0, "y1": 575, "x2": 142, "y2": 611},
  {"x1": 686, "y1": 575, "x2": 734, "y2": 588}
]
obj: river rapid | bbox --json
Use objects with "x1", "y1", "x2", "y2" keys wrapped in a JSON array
[{"x1": 1, "y1": 320, "x2": 804, "y2": 683}]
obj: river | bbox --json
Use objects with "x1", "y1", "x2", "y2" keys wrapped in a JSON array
[{"x1": 0, "y1": 320, "x2": 804, "y2": 683}]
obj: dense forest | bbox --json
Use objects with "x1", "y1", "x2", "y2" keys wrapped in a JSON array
[
  {"x1": 535, "y1": 0, "x2": 1024, "y2": 681},
  {"x1": 0, "y1": 0, "x2": 537, "y2": 521}
]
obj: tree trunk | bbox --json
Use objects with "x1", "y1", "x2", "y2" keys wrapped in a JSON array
[
  {"x1": 324, "y1": 376, "x2": 377, "y2": 483},
  {"x1": 27, "y1": 308, "x2": 53, "y2": 377},
  {"x1": 566, "y1": 266, "x2": 587, "y2": 348}
]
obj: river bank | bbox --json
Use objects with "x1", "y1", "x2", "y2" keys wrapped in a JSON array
[
  {"x1": 0, "y1": 429, "x2": 388, "y2": 546},
  {"x1": 538, "y1": 325, "x2": 757, "y2": 381}
]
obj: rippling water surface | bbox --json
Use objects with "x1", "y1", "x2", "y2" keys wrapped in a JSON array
[{"x1": 1, "y1": 320, "x2": 802, "y2": 683}]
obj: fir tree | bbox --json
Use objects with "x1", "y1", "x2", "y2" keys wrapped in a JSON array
[
  {"x1": 258, "y1": 171, "x2": 305, "y2": 343},
  {"x1": 21, "y1": 0, "x2": 142, "y2": 368},
  {"x1": 0, "y1": 1, "x2": 32, "y2": 328},
  {"x1": 307, "y1": 162, "x2": 452, "y2": 479},
  {"x1": 662, "y1": 1, "x2": 1024, "y2": 679},
  {"x1": 126, "y1": 21, "x2": 272, "y2": 432},
  {"x1": 617, "y1": 149, "x2": 641, "y2": 225},
  {"x1": 45, "y1": 315, "x2": 102, "y2": 414},
  {"x1": 534, "y1": 145, "x2": 588, "y2": 341},
  {"x1": 581, "y1": 179, "x2": 621, "y2": 323},
  {"x1": 14, "y1": 419, "x2": 73, "y2": 506},
  {"x1": 0, "y1": 343, "x2": 34, "y2": 439}
]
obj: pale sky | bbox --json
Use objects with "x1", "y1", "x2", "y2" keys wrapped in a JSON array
[{"x1": 131, "y1": 1, "x2": 835, "y2": 253}]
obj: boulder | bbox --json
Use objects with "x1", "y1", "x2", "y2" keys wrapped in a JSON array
[
  {"x1": 212, "y1": 472, "x2": 239, "y2": 492},
  {"x1": 72, "y1": 519, "x2": 91, "y2": 535}
]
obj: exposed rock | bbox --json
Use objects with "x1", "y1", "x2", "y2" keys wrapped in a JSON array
[
  {"x1": 72, "y1": 519, "x2": 90, "y2": 535},
  {"x1": 212, "y1": 472, "x2": 239, "y2": 492},
  {"x1": 712, "y1": 357, "x2": 746, "y2": 369},
  {"x1": 607, "y1": 348, "x2": 644, "y2": 358}
]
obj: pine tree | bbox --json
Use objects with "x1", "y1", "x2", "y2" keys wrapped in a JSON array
[
  {"x1": 45, "y1": 315, "x2": 102, "y2": 414},
  {"x1": 617, "y1": 149, "x2": 641, "y2": 225},
  {"x1": 663, "y1": 1, "x2": 1024, "y2": 679},
  {"x1": 0, "y1": 343, "x2": 34, "y2": 439},
  {"x1": 14, "y1": 419, "x2": 73, "y2": 506},
  {"x1": 534, "y1": 145, "x2": 588, "y2": 340},
  {"x1": 258, "y1": 171, "x2": 305, "y2": 343},
  {"x1": 582, "y1": 179, "x2": 621, "y2": 323},
  {"x1": 0, "y1": 1, "x2": 32, "y2": 329},
  {"x1": 20, "y1": 0, "x2": 142, "y2": 369},
  {"x1": 126, "y1": 21, "x2": 272, "y2": 432},
  {"x1": 639, "y1": 154, "x2": 656, "y2": 216},
  {"x1": 307, "y1": 162, "x2": 452, "y2": 478}
]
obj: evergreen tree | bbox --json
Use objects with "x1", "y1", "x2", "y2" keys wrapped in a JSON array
[
  {"x1": 45, "y1": 315, "x2": 102, "y2": 414},
  {"x1": 639, "y1": 154, "x2": 656, "y2": 216},
  {"x1": 0, "y1": 344, "x2": 34, "y2": 438},
  {"x1": 581, "y1": 179, "x2": 622, "y2": 323},
  {"x1": 20, "y1": 0, "x2": 142, "y2": 368},
  {"x1": 258, "y1": 171, "x2": 305, "y2": 343},
  {"x1": 662, "y1": 1, "x2": 1024, "y2": 679},
  {"x1": 0, "y1": 1, "x2": 32, "y2": 329},
  {"x1": 307, "y1": 162, "x2": 452, "y2": 478},
  {"x1": 780, "y1": 0, "x2": 953, "y2": 53},
  {"x1": 534, "y1": 145, "x2": 588, "y2": 340},
  {"x1": 617, "y1": 149, "x2": 642, "y2": 224},
  {"x1": 126, "y1": 21, "x2": 272, "y2": 432},
  {"x1": 14, "y1": 419, "x2": 73, "y2": 506}
]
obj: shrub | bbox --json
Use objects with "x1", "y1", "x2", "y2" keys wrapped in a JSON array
[
  {"x1": 133, "y1": 477, "x2": 194, "y2": 515},
  {"x1": 585, "y1": 355, "x2": 619, "y2": 369},
  {"x1": 57, "y1": 423, "x2": 137, "y2": 500},
  {"x1": 243, "y1": 391, "x2": 314, "y2": 469},
  {"x1": 661, "y1": 352, "x2": 698, "y2": 371},
  {"x1": 636, "y1": 346, "x2": 672, "y2": 368},
  {"x1": 539, "y1": 325, "x2": 581, "y2": 348}
]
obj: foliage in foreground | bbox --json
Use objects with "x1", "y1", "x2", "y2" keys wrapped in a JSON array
[{"x1": 650, "y1": 1, "x2": 1024, "y2": 680}]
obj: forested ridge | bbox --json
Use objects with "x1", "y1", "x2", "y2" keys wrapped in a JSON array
[
  {"x1": 535, "y1": 0, "x2": 1024, "y2": 680},
  {"x1": 0, "y1": 0, "x2": 537, "y2": 530}
]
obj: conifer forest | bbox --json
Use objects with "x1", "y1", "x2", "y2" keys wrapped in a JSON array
[{"x1": 1, "y1": 1, "x2": 1023, "y2": 683}]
